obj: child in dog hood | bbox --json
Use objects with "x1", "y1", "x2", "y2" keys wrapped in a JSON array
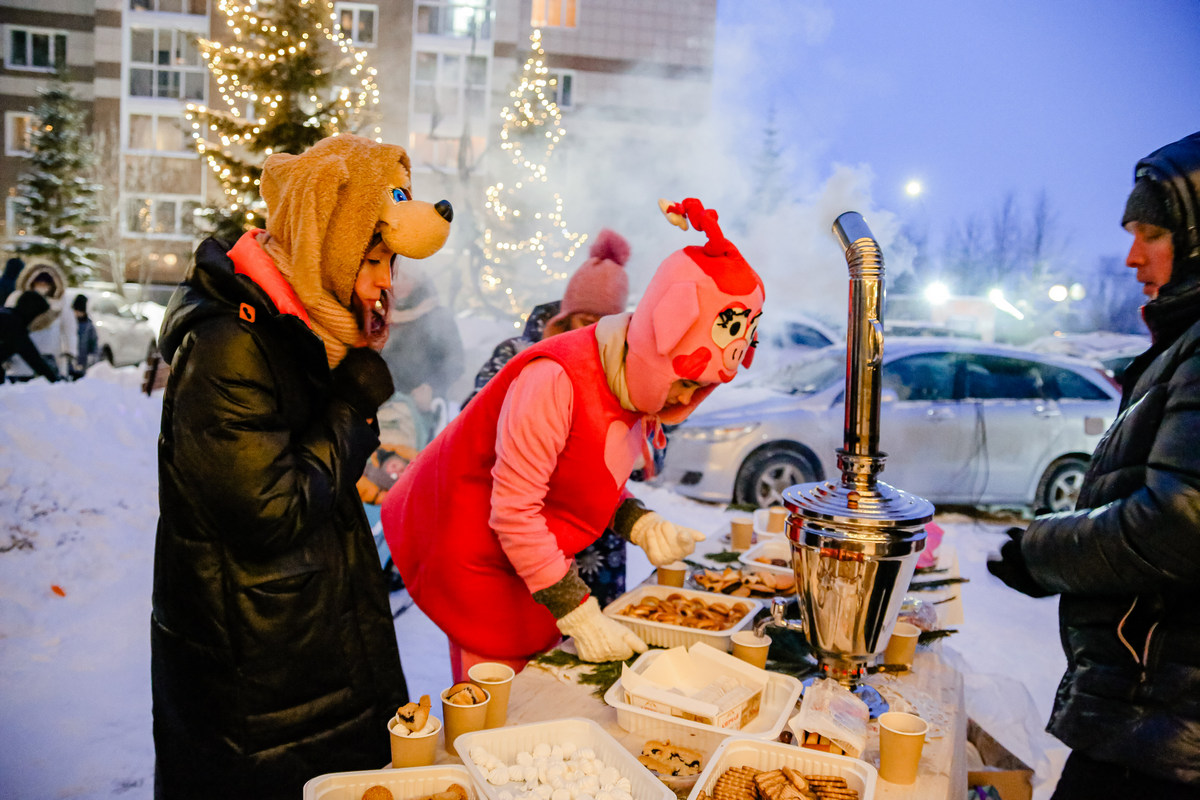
[{"x1": 383, "y1": 198, "x2": 765, "y2": 677}]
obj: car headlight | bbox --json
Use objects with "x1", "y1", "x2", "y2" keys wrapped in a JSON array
[{"x1": 674, "y1": 422, "x2": 760, "y2": 442}]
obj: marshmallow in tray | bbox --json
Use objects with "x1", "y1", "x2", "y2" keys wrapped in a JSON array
[{"x1": 469, "y1": 743, "x2": 634, "y2": 800}]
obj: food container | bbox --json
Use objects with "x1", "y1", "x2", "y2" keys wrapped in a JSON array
[
  {"x1": 686, "y1": 737, "x2": 877, "y2": 800},
  {"x1": 603, "y1": 585, "x2": 763, "y2": 651},
  {"x1": 737, "y1": 538, "x2": 793, "y2": 577},
  {"x1": 303, "y1": 765, "x2": 476, "y2": 800},
  {"x1": 604, "y1": 648, "x2": 803, "y2": 759},
  {"x1": 455, "y1": 718, "x2": 673, "y2": 800},
  {"x1": 752, "y1": 508, "x2": 786, "y2": 539}
]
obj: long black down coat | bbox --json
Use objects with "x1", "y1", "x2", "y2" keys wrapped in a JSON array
[
  {"x1": 1022, "y1": 138, "x2": 1200, "y2": 785},
  {"x1": 152, "y1": 237, "x2": 408, "y2": 799}
]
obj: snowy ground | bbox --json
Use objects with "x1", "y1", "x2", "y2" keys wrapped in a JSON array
[{"x1": 0, "y1": 367, "x2": 1067, "y2": 799}]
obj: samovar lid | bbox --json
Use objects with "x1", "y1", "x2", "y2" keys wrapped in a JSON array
[{"x1": 782, "y1": 478, "x2": 935, "y2": 531}]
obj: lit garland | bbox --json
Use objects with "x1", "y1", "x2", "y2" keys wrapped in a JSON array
[
  {"x1": 184, "y1": 0, "x2": 381, "y2": 225},
  {"x1": 479, "y1": 28, "x2": 586, "y2": 318}
]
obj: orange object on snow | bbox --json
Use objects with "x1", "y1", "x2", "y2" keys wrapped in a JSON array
[{"x1": 51, "y1": 585, "x2": 66, "y2": 597}]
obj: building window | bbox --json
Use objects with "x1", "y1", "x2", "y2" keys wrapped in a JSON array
[
  {"x1": 6, "y1": 196, "x2": 32, "y2": 238},
  {"x1": 128, "y1": 27, "x2": 205, "y2": 100},
  {"x1": 6, "y1": 26, "x2": 68, "y2": 71},
  {"x1": 531, "y1": 0, "x2": 576, "y2": 28},
  {"x1": 129, "y1": 0, "x2": 208, "y2": 13},
  {"x1": 6, "y1": 112, "x2": 35, "y2": 156},
  {"x1": 125, "y1": 195, "x2": 203, "y2": 238},
  {"x1": 412, "y1": 49, "x2": 489, "y2": 158},
  {"x1": 127, "y1": 112, "x2": 191, "y2": 154},
  {"x1": 547, "y1": 70, "x2": 574, "y2": 110},
  {"x1": 415, "y1": 1, "x2": 493, "y2": 40},
  {"x1": 335, "y1": 3, "x2": 378, "y2": 47}
]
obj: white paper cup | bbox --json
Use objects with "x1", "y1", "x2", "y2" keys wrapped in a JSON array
[
  {"x1": 388, "y1": 715, "x2": 441, "y2": 768},
  {"x1": 657, "y1": 561, "x2": 687, "y2": 587},
  {"x1": 878, "y1": 711, "x2": 928, "y2": 784},
  {"x1": 468, "y1": 662, "x2": 515, "y2": 729},
  {"x1": 883, "y1": 621, "x2": 921, "y2": 668},
  {"x1": 730, "y1": 630, "x2": 772, "y2": 668}
]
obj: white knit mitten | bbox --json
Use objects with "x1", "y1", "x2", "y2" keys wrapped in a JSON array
[
  {"x1": 555, "y1": 597, "x2": 648, "y2": 663},
  {"x1": 629, "y1": 512, "x2": 706, "y2": 566}
]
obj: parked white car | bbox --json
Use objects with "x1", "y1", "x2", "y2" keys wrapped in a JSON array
[
  {"x1": 74, "y1": 288, "x2": 159, "y2": 367},
  {"x1": 659, "y1": 337, "x2": 1121, "y2": 513}
]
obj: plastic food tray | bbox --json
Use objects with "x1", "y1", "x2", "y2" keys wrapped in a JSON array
[
  {"x1": 738, "y1": 538, "x2": 794, "y2": 577},
  {"x1": 303, "y1": 764, "x2": 477, "y2": 800},
  {"x1": 686, "y1": 737, "x2": 877, "y2": 800},
  {"x1": 455, "y1": 718, "x2": 674, "y2": 800},
  {"x1": 602, "y1": 585, "x2": 763, "y2": 651},
  {"x1": 603, "y1": 648, "x2": 803, "y2": 760}
]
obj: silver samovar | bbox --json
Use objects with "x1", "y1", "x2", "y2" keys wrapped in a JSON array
[{"x1": 756, "y1": 212, "x2": 933, "y2": 714}]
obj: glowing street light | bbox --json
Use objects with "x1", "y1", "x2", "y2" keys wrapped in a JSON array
[
  {"x1": 988, "y1": 288, "x2": 1025, "y2": 320},
  {"x1": 1048, "y1": 284, "x2": 1069, "y2": 302},
  {"x1": 905, "y1": 180, "x2": 923, "y2": 197},
  {"x1": 925, "y1": 281, "x2": 950, "y2": 305}
]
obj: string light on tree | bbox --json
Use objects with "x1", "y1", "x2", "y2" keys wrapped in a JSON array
[
  {"x1": 477, "y1": 28, "x2": 586, "y2": 320},
  {"x1": 185, "y1": 0, "x2": 379, "y2": 240}
]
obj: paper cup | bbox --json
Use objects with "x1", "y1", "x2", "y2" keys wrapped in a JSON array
[
  {"x1": 441, "y1": 684, "x2": 490, "y2": 756},
  {"x1": 883, "y1": 621, "x2": 921, "y2": 668},
  {"x1": 656, "y1": 561, "x2": 687, "y2": 587},
  {"x1": 388, "y1": 715, "x2": 441, "y2": 768},
  {"x1": 767, "y1": 506, "x2": 788, "y2": 533},
  {"x1": 468, "y1": 662, "x2": 515, "y2": 729},
  {"x1": 730, "y1": 517, "x2": 754, "y2": 550},
  {"x1": 878, "y1": 711, "x2": 928, "y2": 784},
  {"x1": 730, "y1": 630, "x2": 771, "y2": 669}
]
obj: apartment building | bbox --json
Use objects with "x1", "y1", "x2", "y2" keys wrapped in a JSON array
[{"x1": 0, "y1": 0, "x2": 716, "y2": 287}]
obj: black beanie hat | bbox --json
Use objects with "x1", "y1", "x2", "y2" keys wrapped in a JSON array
[
  {"x1": 72, "y1": 293, "x2": 88, "y2": 313},
  {"x1": 1121, "y1": 177, "x2": 1177, "y2": 231}
]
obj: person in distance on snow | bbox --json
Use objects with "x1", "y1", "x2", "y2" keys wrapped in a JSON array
[
  {"x1": 987, "y1": 130, "x2": 1200, "y2": 800},
  {"x1": 151, "y1": 135, "x2": 451, "y2": 799},
  {"x1": 382, "y1": 198, "x2": 765, "y2": 681},
  {"x1": 0, "y1": 287, "x2": 60, "y2": 383}
]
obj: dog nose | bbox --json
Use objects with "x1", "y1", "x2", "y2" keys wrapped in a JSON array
[{"x1": 435, "y1": 200, "x2": 454, "y2": 223}]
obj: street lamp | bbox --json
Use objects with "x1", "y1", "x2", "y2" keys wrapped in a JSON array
[
  {"x1": 925, "y1": 281, "x2": 950, "y2": 305},
  {"x1": 1048, "y1": 284, "x2": 1068, "y2": 302},
  {"x1": 905, "y1": 180, "x2": 923, "y2": 198}
]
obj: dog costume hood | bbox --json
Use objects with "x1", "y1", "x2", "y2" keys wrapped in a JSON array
[
  {"x1": 625, "y1": 198, "x2": 765, "y2": 424},
  {"x1": 259, "y1": 134, "x2": 451, "y2": 367}
]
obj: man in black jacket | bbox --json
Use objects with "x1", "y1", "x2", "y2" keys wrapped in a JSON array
[
  {"x1": 152, "y1": 135, "x2": 451, "y2": 799},
  {"x1": 0, "y1": 289, "x2": 60, "y2": 383},
  {"x1": 988, "y1": 130, "x2": 1200, "y2": 799}
]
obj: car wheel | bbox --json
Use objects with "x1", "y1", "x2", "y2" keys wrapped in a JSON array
[
  {"x1": 735, "y1": 447, "x2": 818, "y2": 508},
  {"x1": 1037, "y1": 457, "x2": 1088, "y2": 513}
]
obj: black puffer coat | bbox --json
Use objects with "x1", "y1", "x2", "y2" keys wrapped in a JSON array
[
  {"x1": 1023, "y1": 133, "x2": 1200, "y2": 787},
  {"x1": 152, "y1": 237, "x2": 408, "y2": 799}
]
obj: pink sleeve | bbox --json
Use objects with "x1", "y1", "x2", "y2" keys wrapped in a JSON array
[{"x1": 490, "y1": 358, "x2": 575, "y2": 593}]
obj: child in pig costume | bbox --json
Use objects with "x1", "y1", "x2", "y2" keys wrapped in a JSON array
[{"x1": 382, "y1": 198, "x2": 765, "y2": 679}]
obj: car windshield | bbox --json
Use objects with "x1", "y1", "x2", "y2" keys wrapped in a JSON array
[{"x1": 758, "y1": 349, "x2": 845, "y2": 394}]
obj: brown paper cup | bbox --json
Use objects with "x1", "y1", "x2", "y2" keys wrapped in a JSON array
[
  {"x1": 767, "y1": 506, "x2": 788, "y2": 533},
  {"x1": 441, "y1": 684, "x2": 490, "y2": 756},
  {"x1": 878, "y1": 711, "x2": 928, "y2": 784},
  {"x1": 388, "y1": 715, "x2": 441, "y2": 768},
  {"x1": 656, "y1": 561, "x2": 687, "y2": 588},
  {"x1": 730, "y1": 517, "x2": 754, "y2": 550},
  {"x1": 883, "y1": 621, "x2": 921, "y2": 668},
  {"x1": 730, "y1": 630, "x2": 771, "y2": 669},
  {"x1": 468, "y1": 662, "x2": 515, "y2": 729}
]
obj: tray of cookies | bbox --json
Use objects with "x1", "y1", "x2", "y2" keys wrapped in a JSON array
[
  {"x1": 303, "y1": 765, "x2": 476, "y2": 800},
  {"x1": 602, "y1": 586, "x2": 763, "y2": 651},
  {"x1": 687, "y1": 737, "x2": 876, "y2": 800},
  {"x1": 604, "y1": 648, "x2": 802, "y2": 762},
  {"x1": 455, "y1": 717, "x2": 674, "y2": 800}
]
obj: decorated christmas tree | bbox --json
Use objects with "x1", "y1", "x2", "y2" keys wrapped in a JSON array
[
  {"x1": 476, "y1": 28, "x2": 587, "y2": 319},
  {"x1": 185, "y1": 0, "x2": 380, "y2": 240},
  {"x1": 14, "y1": 71, "x2": 103, "y2": 285}
]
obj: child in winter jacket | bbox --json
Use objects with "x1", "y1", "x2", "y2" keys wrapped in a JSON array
[{"x1": 382, "y1": 198, "x2": 765, "y2": 681}]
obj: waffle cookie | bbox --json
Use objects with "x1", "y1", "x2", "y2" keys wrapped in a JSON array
[{"x1": 639, "y1": 740, "x2": 704, "y2": 776}]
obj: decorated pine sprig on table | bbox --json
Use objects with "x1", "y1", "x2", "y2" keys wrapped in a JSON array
[
  {"x1": 909, "y1": 576, "x2": 969, "y2": 591},
  {"x1": 530, "y1": 648, "x2": 646, "y2": 699},
  {"x1": 918, "y1": 628, "x2": 958, "y2": 645}
]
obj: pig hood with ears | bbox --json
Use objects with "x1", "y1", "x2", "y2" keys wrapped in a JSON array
[{"x1": 625, "y1": 198, "x2": 765, "y2": 424}]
